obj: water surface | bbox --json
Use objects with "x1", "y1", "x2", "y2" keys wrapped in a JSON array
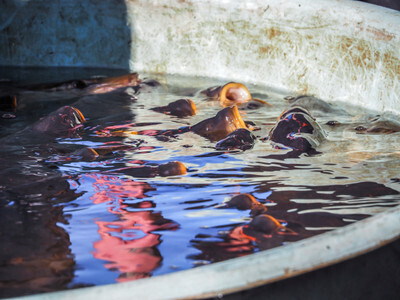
[{"x1": 0, "y1": 67, "x2": 399, "y2": 297}]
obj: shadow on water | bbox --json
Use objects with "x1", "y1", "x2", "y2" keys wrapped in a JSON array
[
  {"x1": 0, "y1": 86, "x2": 138, "y2": 297},
  {"x1": 0, "y1": 0, "x2": 133, "y2": 298},
  {"x1": 0, "y1": 176, "x2": 81, "y2": 298}
]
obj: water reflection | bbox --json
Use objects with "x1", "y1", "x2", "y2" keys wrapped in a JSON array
[
  {"x1": 76, "y1": 173, "x2": 179, "y2": 282},
  {"x1": 1, "y1": 68, "x2": 400, "y2": 298},
  {"x1": 94, "y1": 219, "x2": 163, "y2": 282},
  {"x1": 0, "y1": 67, "x2": 138, "y2": 297},
  {"x1": 188, "y1": 180, "x2": 400, "y2": 264}
]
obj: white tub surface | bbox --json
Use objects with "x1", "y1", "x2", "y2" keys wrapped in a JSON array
[{"x1": 127, "y1": 0, "x2": 400, "y2": 115}]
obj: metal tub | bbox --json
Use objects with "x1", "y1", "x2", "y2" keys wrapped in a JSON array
[{"x1": 1, "y1": 0, "x2": 399, "y2": 299}]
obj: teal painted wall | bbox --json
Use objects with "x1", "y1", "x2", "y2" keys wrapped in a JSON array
[{"x1": 0, "y1": 0, "x2": 132, "y2": 68}]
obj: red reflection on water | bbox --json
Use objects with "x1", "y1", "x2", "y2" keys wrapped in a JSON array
[
  {"x1": 85, "y1": 173, "x2": 151, "y2": 206},
  {"x1": 83, "y1": 173, "x2": 178, "y2": 281},
  {"x1": 94, "y1": 218, "x2": 162, "y2": 281}
]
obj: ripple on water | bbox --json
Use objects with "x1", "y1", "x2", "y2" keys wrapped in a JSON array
[{"x1": 0, "y1": 68, "x2": 399, "y2": 296}]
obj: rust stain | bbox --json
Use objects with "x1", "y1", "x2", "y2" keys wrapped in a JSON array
[
  {"x1": 383, "y1": 52, "x2": 400, "y2": 76},
  {"x1": 336, "y1": 36, "x2": 400, "y2": 76},
  {"x1": 337, "y1": 36, "x2": 376, "y2": 69},
  {"x1": 299, "y1": 84, "x2": 309, "y2": 95},
  {"x1": 258, "y1": 45, "x2": 272, "y2": 55},
  {"x1": 366, "y1": 27, "x2": 394, "y2": 42},
  {"x1": 263, "y1": 27, "x2": 282, "y2": 40},
  {"x1": 154, "y1": 63, "x2": 167, "y2": 75}
]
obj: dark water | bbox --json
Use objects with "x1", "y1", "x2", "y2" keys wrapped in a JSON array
[{"x1": 0, "y1": 67, "x2": 399, "y2": 298}]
